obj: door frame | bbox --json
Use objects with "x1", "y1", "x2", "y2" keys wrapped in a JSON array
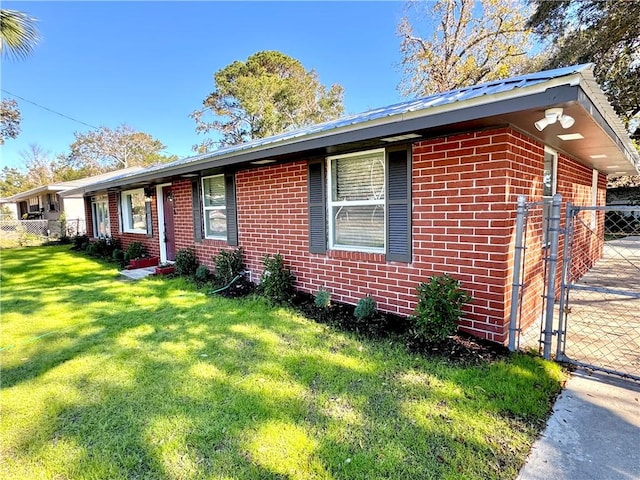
[{"x1": 155, "y1": 183, "x2": 173, "y2": 263}]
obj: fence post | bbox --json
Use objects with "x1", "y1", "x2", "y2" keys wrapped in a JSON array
[
  {"x1": 508, "y1": 195, "x2": 527, "y2": 351},
  {"x1": 556, "y1": 203, "x2": 575, "y2": 359},
  {"x1": 542, "y1": 194, "x2": 562, "y2": 359}
]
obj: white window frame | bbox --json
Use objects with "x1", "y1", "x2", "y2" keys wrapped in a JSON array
[
  {"x1": 91, "y1": 195, "x2": 110, "y2": 238},
  {"x1": 120, "y1": 188, "x2": 147, "y2": 234},
  {"x1": 542, "y1": 147, "x2": 558, "y2": 246},
  {"x1": 327, "y1": 148, "x2": 386, "y2": 253},
  {"x1": 201, "y1": 174, "x2": 227, "y2": 240},
  {"x1": 590, "y1": 169, "x2": 599, "y2": 229}
]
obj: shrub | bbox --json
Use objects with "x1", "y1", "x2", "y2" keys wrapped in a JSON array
[
  {"x1": 354, "y1": 295, "x2": 377, "y2": 321},
  {"x1": 314, "y1": 289, "x2": 331, "y2": 309},
  {"x1": 57, "y1": 235, "x2": 72, "y2": 245},
  {"x1": 112, "y1": 248, "x2": 125, "y2": 266},
  {"x1": 71, "y1": 234, "x2": 90, "y2": 251},
  {"x1": 195, "y1": 265, "x2": 211, "y2": 283},
  {"x1": 410, "y1": 274, "x2": 471, "y2": 343},
  {"x1": 124, "y1": 242, "x2": 148, "y2": 262},
  {"x1": 212, "y1": 248, "x2": 245, "y2": 287},
  {"x1": 85, "y1": 242, "x2": 99, "y2": 257},
  {"x1": 174, "y1": 247, "x2": 199, "y2": 276},
  {"x1": 258, "y1": 253, "x2": 294, "y2": 304}
]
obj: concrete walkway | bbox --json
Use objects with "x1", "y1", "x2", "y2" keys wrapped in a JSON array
[
  {"x1": 119, "y1": 266, "x2": 156, "y2": 280},
  {"x1": 518, "y1": 369, "x2": 640, "y2": 480}
]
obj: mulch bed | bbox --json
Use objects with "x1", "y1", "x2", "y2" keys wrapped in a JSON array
[{"x1": 289, "y1": 291, "x2": 510, "y2": 365}]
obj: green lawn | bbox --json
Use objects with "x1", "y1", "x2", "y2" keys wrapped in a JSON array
[{"x1": 0, "y1": 245, "x2": 564, "y2": 480}]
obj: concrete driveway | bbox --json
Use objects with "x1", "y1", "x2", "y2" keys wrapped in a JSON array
[{"x1": 518, "y1": 369, "x2": 640, "y2": 480}]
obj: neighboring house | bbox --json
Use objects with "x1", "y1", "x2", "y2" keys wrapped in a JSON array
[
  {"x1": 0, "y1": 198, "x2": 18, "y2": 219},
  {"x1": 66, "y1": 64, "x2": 640, "y2": 345},
  {"x1": 6, "y1": 168, "x2": 143, "y2": 235}
]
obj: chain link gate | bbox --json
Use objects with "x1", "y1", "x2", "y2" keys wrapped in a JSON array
[
  {"x1": 509, "y1": 196, "x2": 640, "y2": 381},
  {"x1": 557, "y1": 205, "x2": 640, "y2": 381},
  {"x1": 508, "y1": 195, "x2": 562, "y2": 355}
]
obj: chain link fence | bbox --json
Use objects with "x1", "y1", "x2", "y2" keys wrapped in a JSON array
[
  {"x1": 557, "y1": 206, "x2": 640, "y2": 380},
  {"x1": 0, "y1": 218, "x2": 86, "y2": 248}
]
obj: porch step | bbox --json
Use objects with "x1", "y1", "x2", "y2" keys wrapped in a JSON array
[{"x1": 119, "y1": 266, "x2": 157, "y2": 280}]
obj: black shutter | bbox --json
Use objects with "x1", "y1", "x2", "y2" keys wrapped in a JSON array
[
  {"x1": 225, "y1": 173, "x2": 238, "y2": 246},
  {"x1": 192, "y1": 179, "x2": 203, "y2": 243},
  {"x1": 386, "y1": 148, "x2": 411, "y2": 262},
  {"x1": 308, "y1": 160, "x2": 326, "y2": 254}
]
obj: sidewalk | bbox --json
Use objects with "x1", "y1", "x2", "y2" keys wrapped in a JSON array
[{"x1": 518, "y1": 369, "x2": 640, "y2": 480}]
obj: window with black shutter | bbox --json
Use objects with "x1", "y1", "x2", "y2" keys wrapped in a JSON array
[{"x1": 307, "y1": 146, "x2": 411, "y2": 261}]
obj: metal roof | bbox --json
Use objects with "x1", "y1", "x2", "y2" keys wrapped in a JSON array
[
  {"x1": 156, "y1": 64, "x2": 591, "y2": 172},
  {"x1": 71, "y1": 63, "x2": 640, "y2": 194},
  {"x1": 8, "y1": 167, "x2": 144, "y2": 201}
]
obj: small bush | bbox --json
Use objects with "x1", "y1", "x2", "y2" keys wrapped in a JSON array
[
  {"x1": 259, "y1": 253, "x2": 295, "y2": 304},
  {"x1": 124, "y1": 242, "x2": 148, "y2": 262},
  {"x1": 175, "y1": 247, "x2": 199, "y2": 276},
  {"x1": 85, "y1": 242, "x2": 99, "y2": 257},
  {"x1": 195, "y1": 265, "x2": 211, "y2": 283},
  {"x1": 314, "y1": 289, "x2": 331, "y2": 309},
  {"x1": 354, "y1": 295, "x2": 377, "y2": 321},
  {"x1": 112, "y1": 248, "x2": 125, "y2": 267},
  {"x1": 212, "y1": 248, "x2": 245, "y2": 287},
  {"x1": 410, "y1": 274, "x2": 471, "y2": 343},
  {"x1": 58, "y1": 235, "x2": 72, "y2": 245},
  {"x1": 71, "y1": 234, "x2": 90, "y2": 251}
]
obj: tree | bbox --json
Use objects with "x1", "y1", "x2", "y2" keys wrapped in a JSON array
[
  {"x1": 64, "y1": 124, "x2": 176, "y2": 174},
  {"x1": 20, "y1": 143, "x2": 55, "y2": 187},
  {"x1": 527, "y1": 0, "x2": 640, "y2": 126},
  {"x1": 191, "y1": 50, "x2": 344, "y2": 152},
  {"x1": 0, "y1": 99, "x2": 21, "y2": 144},
  {"x1": 1, "y1": 9, "x2": 40, "y2": 144},
  {"x1": 0, "y1": 9, "x2": 39, "y2": 60},
  {"x1": 0, "y1": 166, "x2": 28, "y2": 197},
  {"x1": 398, "y1": 0, "x2": 536, "y2": 97}
]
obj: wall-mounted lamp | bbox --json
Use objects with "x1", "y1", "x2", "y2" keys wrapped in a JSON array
[{"x1": 534, "y1": 108, "x2": 575, "y2": 131}]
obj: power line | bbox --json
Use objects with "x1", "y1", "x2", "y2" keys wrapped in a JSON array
[
  {"x1": 1, "y1": 88, "x2": 99, "y2": 130},
  {"x1": 1, "y1": 89, "x2": 184, "y2": 160}
]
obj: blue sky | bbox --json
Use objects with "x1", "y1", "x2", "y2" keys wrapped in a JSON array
[{"x1": 2, "y1": 1, "x2": 409, "y2": 169}]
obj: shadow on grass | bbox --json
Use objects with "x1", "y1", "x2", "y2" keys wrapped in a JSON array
[{"x1": 1, "y1": 246, "x2": 565, "y2": 479}]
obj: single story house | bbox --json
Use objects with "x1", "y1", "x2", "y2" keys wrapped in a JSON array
[
  {"x1": 6, "y1": 168, "x2": 142, "y2": 235},
  {"x1": 66, "y1": 64, "x2": 640, "y2": 345}
]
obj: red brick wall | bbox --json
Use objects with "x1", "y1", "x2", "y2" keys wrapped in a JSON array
[
  {"x1": 103, "y1": 127, "x2": 607, "y2": 345},
  {"x1": 505, "y1": 132, "x2": 606, "y2": 335},
  {"x1": 84, "y1": 198, "x2": 94, "y2": 238}
]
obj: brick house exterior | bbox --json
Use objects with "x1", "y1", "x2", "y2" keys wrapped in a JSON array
[{"x1": 66, "y1": 65, "x2": 639, "y2": 345}]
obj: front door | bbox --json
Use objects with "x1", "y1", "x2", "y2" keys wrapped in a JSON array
[{"x1": 162, "y1": 186, "x2": 176, "y2": 261}]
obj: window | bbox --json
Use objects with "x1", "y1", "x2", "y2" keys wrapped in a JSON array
[
  {"x1": 328, "y1": 149, "x2": 386, "y2": 252},
  {"x1": 121, "y1": 189, "x2": 147, "y2": 234},
  {"x1": 542, "y1": 147, "x2": 558, "y2": 245},
  {"x1": 47, "y1": 193, "x2": 58, "y2": 212},
  {"x1": 309, "y1": 146, "x2": 411, "y2": 261},
  {"x1": 92, "y1": 195, "x2": 110, "y2": 238},
  {"x1": 28, "y1": 196, "x2": 40, "y2": 212},
  {"x1": 590, "y1": 169, "x2": 598, "y2": 229},
  {"x1": 202, "y1": 175, "x2": 227, "y2": 239}
]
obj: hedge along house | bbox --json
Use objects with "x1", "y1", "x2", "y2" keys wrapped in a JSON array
[{"x1": 67, "y1": 64, "x2": 640, "y2": 345}]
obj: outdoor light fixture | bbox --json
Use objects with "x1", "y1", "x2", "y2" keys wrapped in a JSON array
[{"x1": 534, "y1": 108, "x2": 575, "y2": 131}]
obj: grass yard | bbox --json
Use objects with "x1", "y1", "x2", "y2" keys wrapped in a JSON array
[{"x1": 0, "y1": 245, "x2": 564, "y2": 480}]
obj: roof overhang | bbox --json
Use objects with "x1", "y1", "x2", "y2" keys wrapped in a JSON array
[
  {"x1": 72, "y1": 65, "x2": 640, "y2": 196},
  {"x1": 7, "y1": 185, "x2": 69, "y2": 202}
]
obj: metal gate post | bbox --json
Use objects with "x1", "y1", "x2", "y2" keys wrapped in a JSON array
[
  {"x1": 542, "y1": 194, "x2": 562, "y2": 359},
  {"x1": 556, "y1": 203, "x2": 575, "y2": 360},
  {"x1": 508, "y1": 195, "x2": 527, "y2": 351}
]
